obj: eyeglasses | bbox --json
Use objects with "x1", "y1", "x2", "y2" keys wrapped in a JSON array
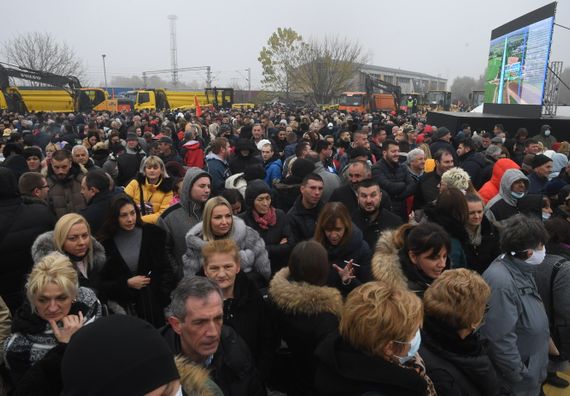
[{"x1": 37, "y1": 185, "x2": 49, "y2": 190}]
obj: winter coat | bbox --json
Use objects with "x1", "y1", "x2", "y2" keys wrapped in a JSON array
[
  {"x1": 371, "y1": 158, "x2": 417, "y2": 220},
  {"x1": 423, "y1": 204, "x2": 468, "y2": 269},
  {"x1": 0, "y1": 177, "x2": 55, "y2": 313},
  {"x1": 228, "y1": 144, "x2": 262, "y2": 175},
  {"x1": 99, "y1": 224, "x2": 177, "y2": 328},
  {"x1": 320, "y1": 225, "x2": 372, "y2": 295},
  {"x1": 3, "y1": 287, "x2": 101, "y2": 384},
  {"x1": 430, "y1": 139, "x2": 457, "y2": 162},
  {"x1": 31, "y1": 231, "x2": 106, "y2": 294},
  {"x1": 224, "y1": 172, "x2": 247, "y2": 198},
  {"x1": 273, "y1": 179, "x2": 302, "y2": 212},
  {"x1": 464, "y1": 216, "x2": 500, "y2": 274},
  {"x1": 0, "y1": 297, "x2": 11, "y2": 362},
  {"x1": 480, "y1": 255, "x2": 550, "y2": 395},
  {"x1": 413, "y1": 171, "x2": 440, "y2": 211},
  {"x1": 124, "y1": 174, "x2": 174, "y2": 224},
  {"x1": 264, "y1": 157, "x2": 283, "y2": 187},
  {"x1": 182, "y1": 216, "x2": 271, "y2": 280},
  {"x1": 117, "y1": 152, "x2": 145, "y2": 187},
  {"x1": 161, "y1": 325, "x2": 267, "y2": 396},
  {"x1": 531, "y1": 133, "x2": 556, "y2": 150},
  {"x1": 371, "y1": 229, "x2": 450, "y2": 297},
  {"x1": 175, "y1": 356, "x2": 224, "y2": 396},
  {"x1": 205, "y1": 152, "x2": 231, "y2": 196},
  {"x1": 241, "y1": 208, "x2": 293, "y2": 274},
  {"x1": 314, "y1": 162, "x2": 341, "y2": 203},
  {"x1": 352, "y1": 207, "x2": 403, "y2": 250},
  {"x1": 79, "y1": 190, "x2": 118, "y2": 236},
  {"x1": 268, "y1": 267, "x2": 343, "y2": 396},
  {"x1": 287, "y1": 196, "x2": 324, "y2": 243},
  {"x1": 157, "y1": 168, "x2": 210, "y2": 278},
  {"x1": 46, "y1": 162, "x2": 86, "y2": 219},
  {"x1": 419, "y1": 315, "x2": 502, "y2": 396},
  {"x1": 459, "y1": 150, "x2": 488, "y2": 189},
  {"x1": 527, "y1": 171, "x2": 548, "y2": 194},
  {"x1": 478, "y1": 159, "x2": 519, "y2": 204},
  {"x1": 486, "y1": 169, "x2": 541, "y2": 223},
  {"x1": 314, "y1": 332, "x2": 431, "y2": 396},
  {"x1": 532, "y1": 254, "x2": 570, "y2": 359}
]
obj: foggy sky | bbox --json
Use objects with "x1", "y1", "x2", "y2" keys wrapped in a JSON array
[{"x1": 2, "y1": 0, "x2": 569, "y2": 90}]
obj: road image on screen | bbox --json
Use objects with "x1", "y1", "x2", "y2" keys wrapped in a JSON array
[{"x1": 484, "y1": 16, "x2": 554, "y2": 105}]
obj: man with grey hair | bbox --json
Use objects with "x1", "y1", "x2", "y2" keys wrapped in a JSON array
[
  {"x1": 160, "y1": 277, "x2": 266, "y2": 395},
  {"x1": 71, "y1": 144, "x2": 97, "y2": 170},
  {"x1": 406, "y1": 148, "x2": 425, "y2": 181}
]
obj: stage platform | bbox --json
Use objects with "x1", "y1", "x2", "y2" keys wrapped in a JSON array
[{"x1": 426, "y1": 111, "x2": 570, "y2": 138}]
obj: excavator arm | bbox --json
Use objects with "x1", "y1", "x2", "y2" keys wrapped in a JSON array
[
  {"x1": 364, "y1": 73, "x2": 402, "y2": 105},
  {"x1": 0, "y1": 62, "x2": 81, "y2": 94}
]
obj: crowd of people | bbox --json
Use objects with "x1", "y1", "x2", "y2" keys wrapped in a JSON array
[{"x1": 0, "y1": 105, "x2": 568, "y2": 396}]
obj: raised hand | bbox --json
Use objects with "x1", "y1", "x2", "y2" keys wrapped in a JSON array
[{"x1": 49, "y1": 311, "x2": 85, "y2": 344}]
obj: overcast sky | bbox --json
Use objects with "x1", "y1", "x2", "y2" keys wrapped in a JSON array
[{"x1": 2, "y1": 0, "x2": 569, "y2": 90}]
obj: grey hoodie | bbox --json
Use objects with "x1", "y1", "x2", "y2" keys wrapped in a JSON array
[
  {"x1": 486, "y1": 168, "x2": 529, "y2": 209},
  {"x1": 157, "y1": 168, "x2": 211, "y2": 278}
]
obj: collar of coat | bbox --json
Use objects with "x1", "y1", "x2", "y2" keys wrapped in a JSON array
[
  {"x1": 371, "y1": 229, "x2": 409, "y2": 290},
  {"x1": 269, "y1": 268, "x2": 343, "y2": 317},
  {"x1": 175, "y1": 356, "x2": 221, "y2": 396}
]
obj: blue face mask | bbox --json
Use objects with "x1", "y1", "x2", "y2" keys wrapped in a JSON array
[
  {"x1": 511, "y1": 191, "x2": 526, "y2": 200},
  {"x1": 395, "y1": 329, "x2": 421, "y2": 364}
]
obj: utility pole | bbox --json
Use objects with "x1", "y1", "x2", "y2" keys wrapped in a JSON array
[
  {"x1": 206, "y1": 66, "x2": 212, "y2": 88},
  {"x1": 101, "y1": 54, "x2": 108, "y2": 90},
  {"x1": 168, "y1": 15, "x2": 178, "y2": 87},
  {"x1": 246, "y1": 67, "x2": 251, "y2": 101}
]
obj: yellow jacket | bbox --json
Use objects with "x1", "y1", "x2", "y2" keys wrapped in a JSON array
[{"x1": 124, "y1": 176, "x2": 174, "y2": 224}]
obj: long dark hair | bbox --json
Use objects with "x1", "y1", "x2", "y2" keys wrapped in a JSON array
[{"x1": 98, "y1": 194, "x2": 144, "y2": 241}]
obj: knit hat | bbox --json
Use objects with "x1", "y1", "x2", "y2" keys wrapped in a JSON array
[
  {"x1": 245, "y1": 179, "x2": 272, "y2": 209},
  {"x1": 126, "y1": 132, "x2": 138, "y2": 141},
  {"x1": 441, "y1": 167, "x2": 470, "y2": 192},
  {"x1": 23, "y1": 146, "x2": 43, "y2": 160},
  {"x1": 291, "y1": 158, "x2": 316, "y2": 179},
  {"x1": 532, "y1": 154, "x2": 552, "y2": 169},
  {"x1": 158, "y1": 136, "x2": 173, "y2": 145},
  {"x1": 62, "y1": 315, "x2": 179, "y2": 396},
  {"x1": 244, "y1": 164, "x2": 266, "y2": 182},
  {"x1": 432, "y1": 126, "x2": 451, "y2": 140}
]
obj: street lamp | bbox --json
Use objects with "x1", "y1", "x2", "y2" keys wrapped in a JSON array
[{"x1": 101, "y1": 54, "x2": 108, "y2": 90}]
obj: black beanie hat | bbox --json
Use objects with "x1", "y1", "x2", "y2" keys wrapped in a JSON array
[
  {"x1": 291, "y1": 158, "x2": 316, "y2": 179},
  {"x1": 245, "y1": 179, "x2": 272, "y2": 209},
  {"x1": 433, "y1": 126, "x2": 451, "y2": 140},
  {"x1": 532, "y1": 154, "x2": 552, "y2": 169},
  {"x1": 244, "y1": 164, "x2": 266, "y2": 182},
  {"x1": 62, "y1": 315, "x2": 179, "y2": 396}
]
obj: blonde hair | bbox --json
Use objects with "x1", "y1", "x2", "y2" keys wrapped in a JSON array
[
  {"x1": 340, "y1": 282, "x2": 423, "y2": 357},
  {"x1": 423, "y1": 268, "x2": 490, "y2": 329},
  {"x1": 53, "y1": 213, "x2": 94, "y2": 268},
  {"x1": 26, "y1": 252, "x2": 79, "y2": 312},
  {"x1": 202, "y1": 196, "x2": 233, "y2": 241},
  {"x1": 441, "y1": 167, "x2": 470, "y2": 192},
  {"x1": 139, "y1": 155, "x2": 168, "y2": 178},
  {"x1": 202, "y1": 239, "x2": 240, "y2": 267},
  {"x1": 418, "y1": 143, "x2": 432, "y2": 160}
]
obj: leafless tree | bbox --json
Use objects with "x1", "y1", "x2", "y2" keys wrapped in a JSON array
[
  {"x1": 294, "y1": 36, "x2": 367, "y2": 104},
  {"x1": 1, "y1": 32, "x2": 86, "y2": 85}
]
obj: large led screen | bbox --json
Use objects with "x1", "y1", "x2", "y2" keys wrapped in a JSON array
[{"x1": 484, "y1": 4, "x2": 556, "y2": 106}]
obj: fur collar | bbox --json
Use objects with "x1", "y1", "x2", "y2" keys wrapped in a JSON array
[
  {"x1": 175, "y1": 356, "x2": 221, "y2": 396},
  {"x1": 31, "y1": 231, "x2": 106, "y2": 270},
  {"x1": 269, "y1": 268, "x2": 343, "y2": 316},
  {"x1": 371, "y1": 229, "x2": 408, "y2": 289}
]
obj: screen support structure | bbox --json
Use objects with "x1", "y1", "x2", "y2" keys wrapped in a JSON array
[{"x1": 543, "y1": 61, "x2": 567, "y2": 117}]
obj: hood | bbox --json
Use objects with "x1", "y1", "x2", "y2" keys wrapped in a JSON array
[
  {"x1": 233, "y1": 138, "x2": 256, "y2": 158},
  {"x1": 175, "y1": 356, "x2": 222, "y2": 396},
  {"x1": 269, "y1": 268, "x2": 343, "y2": 316},
  {"x1": 489, "y1": 158, "x2": 519, "y2": 188},
  {"x1": 551, "y1": 153, "x2": 568, "y2": 174},
  {"x1": 205, "y1": 152, "x2": 226, "y2": 164},
  {"x1": 0, "y1": 167, "x2": 19, "y2": 198},
  {"x1": 180, "y1": 167, "x2": 211, "y2": 214},
  {"x1": 370, "y1": 229, "x2": 408, "y2": 289},
  {"x1": 182, "y1": 140, "x2": 202, "y2": 150},
  {"x1": 498, "y1": 168, "x2": 528, "y2": 206}
]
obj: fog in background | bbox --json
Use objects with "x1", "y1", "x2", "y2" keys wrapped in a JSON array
[{"x1": 2, "y1": 0, "x2": 569, "y2": 89}]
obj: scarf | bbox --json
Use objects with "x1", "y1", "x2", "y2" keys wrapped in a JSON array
[
  {"x1": 398, "y1": 354, "x2": 437, "y2": 396},
  {"x1": 466, "y1": 224, "x2": 482, "y2": 246},
  {"x1": 252, "y1": 207, "x2": 277, "y2": 230}
]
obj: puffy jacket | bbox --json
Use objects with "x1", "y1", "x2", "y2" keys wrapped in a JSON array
[
  {"x1": 46, "y1": 162, "x2": 86, "y2": 219},
  {"x1": 124, "y1": 175, "x2": 174, "y2": 224},
  {"x1": 264, "y1": 157, "x2": 283, "y2": 187},
  {"x1": 372, "y1": 158, "x2": 417, "y2": 220},
  {"x1": 478, "y1": 159, "x2": 519, "y2": 204},
  {"x1": 459, "y1": 150, "x2": 488, "y2": 189}
]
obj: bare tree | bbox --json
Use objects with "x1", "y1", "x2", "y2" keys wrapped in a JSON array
[
  {"x1": 294, "y1": 36, "x2": 366, "y2": 104},
  {"x1": 2, "y1": 32, "x2": 86, "y2": 85}
]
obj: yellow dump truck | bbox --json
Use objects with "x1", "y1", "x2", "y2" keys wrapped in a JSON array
[
  {"x1": 122, "y1": 87, "x2": 234, "y2": 111},
  {"x1": 0, "y1": 63, "x2": 133, "y2": 113}
]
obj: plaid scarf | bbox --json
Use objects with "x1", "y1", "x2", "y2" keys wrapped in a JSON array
[{"x1": 252, "y1": 207, "x2": 277, "y2": 230}]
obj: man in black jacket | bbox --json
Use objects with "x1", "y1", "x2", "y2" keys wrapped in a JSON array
[
  {"x1": 287, "y1": 173, "x2": 324, "y2": 242},
  {"x1": 161, "y1": 277, "x2": 266, "y2": 396},
  {"x1": 80, "y1": 169, "x2": 116, "y2": 235},
  {"x1": 413, "y1": 148, "x2": 454, "y2": 211},
  {"x1": 457, "y1": 137, "x2": 487, "y2": 189},
  {"x1": 371, "y1": 140, "x2": 416, "y2": 221},
  {"x1": 352, "y1": 179, "x2": 402, "y2": 249}
]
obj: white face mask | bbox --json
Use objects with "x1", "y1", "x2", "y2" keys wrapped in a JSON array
[
  {"x1": 525, "y1": 246, "x2": 546, "y2": 265},
  {"x1": 542, "y1": 212, "x2": 551, "y2": 221},
  {"x1": 544, "y1": 130, "x2": 551, "y2": 136},
  {"x1": 174, "y1": 385, "x2": 183, "y2": 396}
]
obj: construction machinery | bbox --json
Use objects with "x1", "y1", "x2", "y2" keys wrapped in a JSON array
[
  {"x1": 338, "y1": 73, "x2": 401, "y2": 113},
  {"x1": 426, "y1": 90, "x2": 452, "y2": 111},
  {"x1": 469, "y1": 90, "x2": 485, "y2": 109},
  {"x1": 0, "y1": 63, "x2": 133, "y2": 113},
  {"x1": 122, "y1": 87, "x2": 234, "y2": 111}
]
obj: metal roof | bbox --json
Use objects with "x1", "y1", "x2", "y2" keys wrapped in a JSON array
[{"x1": 359, "y1": 64, "x2": 447, "y2": 82}]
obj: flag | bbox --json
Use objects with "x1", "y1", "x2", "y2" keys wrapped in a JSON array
[{"x1": 194, "y1": 96, "x2": 202, "y2": 117}]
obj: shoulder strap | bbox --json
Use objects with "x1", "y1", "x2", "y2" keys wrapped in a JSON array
[
  {"x1": 549, "y1": 258, "x2": 565, "y2": 327},
  {"x1": 138, "y1": 180, "x2": 146, "y2": 215}
]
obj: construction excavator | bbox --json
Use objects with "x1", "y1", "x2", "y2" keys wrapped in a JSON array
[
  {"x1": 338, "y1": 73, "x2": 401, "y2": 113},
  {"x1": 0, "y1": 62, "x2": 133, "y2": 113}
]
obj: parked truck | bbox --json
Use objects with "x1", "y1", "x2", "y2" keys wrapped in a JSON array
[
  {"x1": 0, "y1": 63, "x2": 133, "y2": 113},
  {"x1": 122, "y1": 87, "x2": 234, "y2": 111},
  {"x1": 338, "y1": 73, "x2": 401, "y2": 113}
]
